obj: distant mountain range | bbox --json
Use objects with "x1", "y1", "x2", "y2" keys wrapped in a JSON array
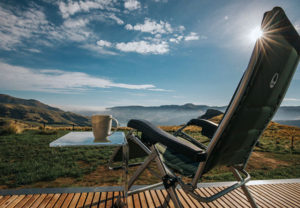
[
  {"x1": 0, "y1": 94, "x2": 90, "y2": 126},
  {"x1": 1, "y1": 94, "x2": 300, "y2": 127}
]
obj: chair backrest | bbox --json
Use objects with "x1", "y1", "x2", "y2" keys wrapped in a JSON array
[{"x1": 203, "y1": 7, "x2": 300, "y2": 173}]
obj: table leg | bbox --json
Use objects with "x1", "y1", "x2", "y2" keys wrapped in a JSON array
[{"x1": 122, "y1": 141, "x2": 129, "y2": 207}]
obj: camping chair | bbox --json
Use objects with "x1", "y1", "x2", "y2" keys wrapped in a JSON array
[{"x1": 110, "y1": 7, "x2": 300, "y2": 208}]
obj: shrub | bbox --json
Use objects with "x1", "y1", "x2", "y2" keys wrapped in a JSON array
[{"x1": 0, "y1": 121, "x2": 23, "y2": 135}]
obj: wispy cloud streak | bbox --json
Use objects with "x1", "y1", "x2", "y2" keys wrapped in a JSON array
[{"x1": 0, "y1": 62, "x2": 165, "y2": 93}]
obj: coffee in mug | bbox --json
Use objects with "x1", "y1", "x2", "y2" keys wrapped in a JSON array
[{"x1": 91, "y1": 115, "x2": 119, "y2": 142}]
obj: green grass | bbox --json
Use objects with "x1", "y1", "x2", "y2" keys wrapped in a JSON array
[
  {"x1": 0, "y1": 129, "x2": 299, "y2": 188},
  {"x1": 0, "y1": 130, "x2": 115, "y2": 188}
]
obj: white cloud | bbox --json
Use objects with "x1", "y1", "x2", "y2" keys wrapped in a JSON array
[
  {"x1": 124, "y1": 0, "x2": 141, "y2": 11},
  {"x1": 0, "y1": 5, "x2": 97, "y2": 50},
  {"x1": 153, "y1": 0, "x2": 168, "y2": 3},
  {"x1": 115, "y1": 40, "x2": 169, "y2": 54},
  {"x1": 0, "y1": 6, "x2": 48, "y2": 50},
  {"x1": 170, "y1": 35, "x2": 183, "y2": 43},
  {"x1": 58, "y1": 0, "x2": 116, "y2": 19},
  {"x1": 184, "y1": 32, "x2": 199, "y2": 41},
  {"x1": 27, "y1": 48, "x2": 41, "y2": 53},
  {"x1": 125, "y1": 24, "x2": 133, "y2": 30},
  {"x1": 295, "y1": 24, "x2": 300, "y2": 33},
  {"x1": 178, "y1": 25, "x2": 185, "y2": 32},
  {"x1": 63, "y1": 18, "x2": 90, "y2": 28},
  {"x1": 108, "y1": 14, "x2": 124, "y2": 25},
  {"x1": 224, "y1": 16, "x2": 229, "y2": 20},
  {"x1": 284, "y1": 98, "x2": 300, "y2": 102},
  {"x1": 125, "y1": 18, "x2": 173, "y2": 34},
  {"x1": 97, "y1": 40, "x2": 112, "y2": 47},
  {"x1": 81, "y1": 44, "x2": 117, "y2": 55},
  {"x1": 0, "y1": 62, "x2": 158, "y2": 93}
]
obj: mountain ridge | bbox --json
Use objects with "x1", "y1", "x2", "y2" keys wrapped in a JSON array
[{"x1": 0, "y1": 94, "x2": 90, "y2": 126}]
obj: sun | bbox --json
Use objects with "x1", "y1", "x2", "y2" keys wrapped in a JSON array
[{"x1": 249, "y1": 26, "x2": 263, "y2": 42}]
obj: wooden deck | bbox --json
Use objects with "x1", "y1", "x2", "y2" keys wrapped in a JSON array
[{"x1": 0, "y1": 181, "x2": 299, "y2": 207}]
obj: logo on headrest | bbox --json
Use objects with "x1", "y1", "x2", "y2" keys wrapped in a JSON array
[{"x1": 270, "y1": 73, "x2": 279, "y2": 88}]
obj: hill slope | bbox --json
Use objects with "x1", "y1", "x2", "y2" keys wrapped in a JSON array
[{"x1": 0, "y1": 94, "x2": 90, "y2": 126}]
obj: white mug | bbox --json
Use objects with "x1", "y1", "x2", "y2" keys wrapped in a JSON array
[{"x1": 91, "y1": 115, "x2": 119, "y2": 142}]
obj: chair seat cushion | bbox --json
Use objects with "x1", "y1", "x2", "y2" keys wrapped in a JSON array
[
  {"x1": 155, "y1": 143, "x2": 199, "y2": 177},
  {"x1": 128, "y1": 119, "x2": 206, "y2": 162}
]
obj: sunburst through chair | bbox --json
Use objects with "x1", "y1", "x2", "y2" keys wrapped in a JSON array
[{"x1": 111, "y1": 7, "x2": 300, "y2": 208}]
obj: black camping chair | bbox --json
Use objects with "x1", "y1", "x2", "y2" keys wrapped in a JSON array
[{"x1": 111, "y1": 7, "x2": 300, "y2": 208}]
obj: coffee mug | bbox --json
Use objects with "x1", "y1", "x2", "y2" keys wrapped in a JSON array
[{"x1": 91, "y1": 115, "x2": 119, "y2": 142}]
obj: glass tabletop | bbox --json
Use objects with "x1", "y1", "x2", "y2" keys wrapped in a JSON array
[{"x1": 50, "y1": 131, "x2": 125, "y2": 147}]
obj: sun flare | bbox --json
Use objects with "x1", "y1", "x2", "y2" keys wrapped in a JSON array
[{"x1": 249, "y1": 26, "x2": 263, "y2": 42}]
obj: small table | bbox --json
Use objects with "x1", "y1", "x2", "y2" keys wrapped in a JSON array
[{"x1": 50, "y1": 131, "x2": 128, "y2": 206}]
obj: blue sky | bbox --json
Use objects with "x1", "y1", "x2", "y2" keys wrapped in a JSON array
[{"x1": 0, "y1": 0, "x2": 300, "y2": 112}]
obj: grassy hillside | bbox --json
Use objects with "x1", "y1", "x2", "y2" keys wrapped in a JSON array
[
  {"x1": 0, "y1": 94, "x2": 90, "y2": 126},
  {"x1": 0, "y1": 114, "x2": 299, "y2": 189}
]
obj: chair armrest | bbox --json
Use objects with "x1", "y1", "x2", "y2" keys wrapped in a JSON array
[
  {"x1": 187, "y1": 119, "x2": 218, "y2": 139},
  {"x1": 127, "y1": 119, "x2": 207, "y2": 162}
]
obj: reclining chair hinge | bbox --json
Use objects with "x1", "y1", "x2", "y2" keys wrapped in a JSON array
[{"x1": 162, "y1": 175, "x2": 178, "y2": 189}]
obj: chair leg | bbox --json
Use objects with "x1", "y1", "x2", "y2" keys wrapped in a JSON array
[
  {"x1": 152, "y1": 146, "x2": 183, "y2": 208},
  {"x1": 231, "y1": 168, "x2": 258, "y2": 208}
]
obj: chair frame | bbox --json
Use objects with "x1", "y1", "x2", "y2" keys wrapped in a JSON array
[{"x1": 118, "y1": 127, "x2": 258, "y2": 208}]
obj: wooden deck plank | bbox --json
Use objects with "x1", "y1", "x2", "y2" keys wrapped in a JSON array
[
  {"x1": 112, "y1": 191, "x2": 120, "y2": 207},
  {"x1": 230, "y1": 189, "x2": 250, "y2": 208},
  {"x1": 149, "y1": 190, "x2": 162, "y2": 208},
  {"x1": 206, "y1": 187, "x2": 228, "y2": 208},
  {"x1": 0, "y1": 195, "x2": 18, "y2": 208},
  {"x1": 5, "y1": 195, "x2": 25, "y2": 208},
  {"x1": 174, "y1": 189, "x2": 190, "y2": 208},
  {"x1": 277, "y1": 183, "x2": 300, "y2": 194},
  {"x1": 144, "y1": 191, "x2": 155, "y2": 208},
  {"x1": 83, "y1": 192, "x2": 94, "y2": 207},
  {"x1": 14, "y1": 194, "x2": 33, "y2": 208},
  {"x1": 132, "y1": 193, "x2": 141, "y2": 208},
  {"x1": 193, "y1": 189, "x2": 210, "y2": 208},
  {"x1": 76, "y1": 192, "x2": 87, "y2": 208},
  {"x1": 154, "y1": 190, "x2": 167, "y2": 208},
  {"x1": 247, "y1": 186, "x2": 273, "y2": 208},
  {"x1": 126, "y1": 194, "x2": 134, "y2": 208},
  {"x1": 161, "y1": 189, "x2": 175, "y2": 208},
  {"x1": 254, "y1": 184, "x2": 298, "y2": 208},
  {"x1": 138, "y1": 192, "x2": 148, "y2": 208},
  {"x1": 0, "y1": 195, "x2": 12, "y2": 207},
  {"x1": 37, "y1": 193, "x2": 54, "y2": 208},
  {"x1": 0, "y1": 182, "x2": 300, "y2": 208},
  {"x1": 256, "y1": 184, "x2": 299, "y2": 207},
  {"x1": 266, "y1": 184, "x2": 300, "y2": 203},
  {"x1": 179, "y1": 189, "x2": 207, "y2": 208},
  {"x1": 22, "y1": 194, "x2": 41, "y2": 208},
  {"x1": 45, "y1": 193, "x2": 61, "y2": 208},
  {"x1": 284, "y1": 183, "x2": 300, "y2": 191},
  {"x1": 98, "y1": 192, "x2": 107, "y2": 208},
  {"x1": 91, "y1": 192, "x2": 100, "y2": 208},
  {"x1": 212, "y1": 187, "x2": 238, "y2": 208},
  {"x1": 105, "y1": 192, "x2": 113, "y2": 208},
  {"x1": 68, "y1": 193, "x2": 81, "y2": 208},
  {"x1": 53, "y1": 193, "x2": 68, "y2": 208},
  {"x1": 61, "y1": 193, "x2": 75, "y2": 208},
  {"x1": 250, "y1": 185, "x2": 290, "y2": 208},
  {"x1": 177, "y1": 189, "x2": 197, "y2": 208},
  {"x1": 196, "y1": 188, "x2": 217, "y2": 208}
]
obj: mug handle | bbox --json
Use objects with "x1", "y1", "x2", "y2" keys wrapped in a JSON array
[{"x1": 108, "y1": 117, "x2": 119, "y2": 136}]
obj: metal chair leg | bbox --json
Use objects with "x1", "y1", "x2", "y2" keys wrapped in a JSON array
[
  {"x1": 152, "y1": 146, "x2": 183, "y2": 208},
  {"x1": 231, "y1": 168, "x2": 258, "y2": 208}
]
